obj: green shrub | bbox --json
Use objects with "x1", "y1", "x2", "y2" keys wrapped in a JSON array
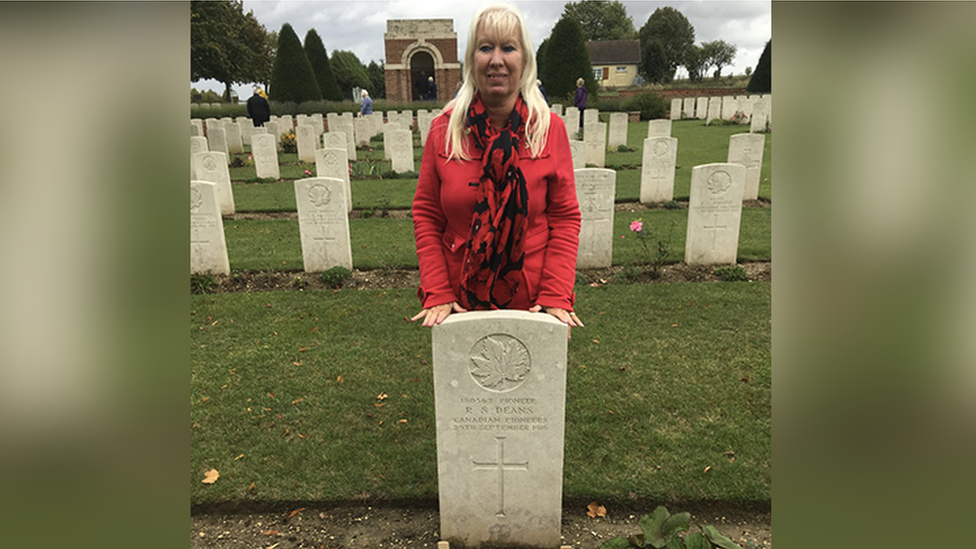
[
  {"x1": 664, "y1": 200, "x2": 682, "y2": 210},
  {"x1": 319, "y1": 266, "x2": 353, "y2": 288},
  {"x1": 269, "y1": 23, "x2": 322, "y2": 103},
  {"x1": 600, "y1": 505, "x2": 743, "y2": 549},
  {"x1": 624, "y1": 91, "x2": 668, "y2": 120},
  {"x1": 714, "y1": 265, "x2": 748, "y2": 281}
]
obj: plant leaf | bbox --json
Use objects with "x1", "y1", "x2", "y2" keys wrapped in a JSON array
[
  {"x1": 587, "y1": 501, "x2": 607, "y2": 518},
  {"x1": 662, "y1": 512, "x2": 691, "y2": 539},
  {"x1": 665, "y1": 536, "x2": 685, "y2": 549},
  {"x1": 600, "y1": 537, "x2": 634, "y2": 549},
  {"x1": 702, "y1": 526, "x2": 743, "y2": 549},
  {"x1": 639, "y1": 506, "x2": 672, "y2": 548},
  {"x1": 683, "y1": 532, "x2": 709, "y2": 549},
  {"x1": 201, "y1": 468, "x2": 219, "y2": 484}
]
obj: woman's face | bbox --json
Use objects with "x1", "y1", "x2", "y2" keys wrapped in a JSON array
[{"x1": 472, "y1": 23, "x2": 523, "y2": 106}]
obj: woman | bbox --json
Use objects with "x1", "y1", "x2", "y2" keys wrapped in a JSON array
[
  {"x1": 574, "y1": 77, "x2": 587, "y2": 129},
  {"x1": 411, "y1": 3, "x2": 583, "y2": 331}
]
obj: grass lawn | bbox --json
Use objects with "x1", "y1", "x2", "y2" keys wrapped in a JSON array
[
  {"x1": 222, "y1": 207, "x2": 770, "y2": 272},
  {"x1": 190, "y1": 281, "x2": 770, "y2": 506}
]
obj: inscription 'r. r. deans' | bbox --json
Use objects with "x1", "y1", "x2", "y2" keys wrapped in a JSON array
[{"x1": 468, "y1": 335, "x2": 531, "y2": 392}]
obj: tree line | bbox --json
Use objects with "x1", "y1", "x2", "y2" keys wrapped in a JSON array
[{"x1": 190, "y1": 0, "x2": 385, "y2": 103}]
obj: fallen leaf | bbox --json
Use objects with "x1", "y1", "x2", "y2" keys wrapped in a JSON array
[
  {"x1": 311, "y1": 327, "x2": 319, "y2": 332},
  {"x1": 287, "y1": 507, "x2": 305, "y2": 519},
  {"x1": 704, "y1": 466, "x2": 712, "y2": 473},
  {"x1": 211, "y1": 320, "x2": 218, "y2": 326},
  {"x1": 377, "y1": 393, "x2": 388, "y2": 401},
  {"x1": 591, "y1": 339, "x2": 600, "y2": 344},
  {"x1": 298, "y1": 347, "x2": 308, "y2": 353},
  {"x1": 398, "y1": 419, "x2": 408, "y2": 424},
  {"x1": 607, "y1": 410, "x2": 615, "y2": 415},
  {"x1": 588, "y1": 282, "x2": 600, "y2": 287},
  {"x1": 260, "y1": 529, "x2": 278, "y2": 535},
  {"x1": 234, "y1": 453, "x2": 244, "y2": 461},
  {"x1": 268, "y1": 393, "x2": 275, "y2": 399},
  {"x1": 297, "y1": 432, "x2": 307, "y2": 439},
  {"x1": 266, "y1": 304, "x2": 272, "y2": 308},
  {"x1": 586, "y1": 501, "x2": 607, "y2": 518},
  {"x1": 247, "y1": 482, "x2": 255, "y2": 491},
  {"x1": 292, "y1": 362, "x2": 302, "y2": 366},
  {"x1": 618, "y1": 367, "x2": 626, "y2": 371},
  {"x1": 201, "y1": 468, "x2": 219, "y2": 484},
  {"x1": 336, "y1": 376, "x2": 344, "y2": 383},
  {"x1": 672, "y1": 323, "x2": 679, "y2": 327},
  {"x1": 292, "y1": 397, "x2": 304, "y2": 404},
  {"x1": 374, "y1": 402, "x2": 386, "y2": 407},
  {"x1": 201, "y1": 396, "x2": 209, "y2": 402}
]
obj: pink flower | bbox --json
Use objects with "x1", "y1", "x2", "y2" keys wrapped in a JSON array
[
  {"x1": 304, "y1": 169, "x2": 312, "y2": 176},
  {"x1": 630, "y1": 220, "x2": 643, "y2": 233}
]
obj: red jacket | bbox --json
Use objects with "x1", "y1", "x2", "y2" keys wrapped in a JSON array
[{"x1": 413, "y1": 110, "x2": 581, "y2": 311}]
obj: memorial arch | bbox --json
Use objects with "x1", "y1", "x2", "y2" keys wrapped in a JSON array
[{"x1": 384, "y1": 19, "x2": 461, "y2": 104}]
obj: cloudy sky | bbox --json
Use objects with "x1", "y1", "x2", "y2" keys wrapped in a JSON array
[{"x1": 193, "y1": 0, "x2": 771, "y2": 100}]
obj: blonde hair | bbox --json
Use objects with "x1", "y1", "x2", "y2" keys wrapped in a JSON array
[{"x1": 443, "y1": 3, "x2": 550, "y2": 160}]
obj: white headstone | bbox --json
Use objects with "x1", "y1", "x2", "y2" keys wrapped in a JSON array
[
  {"x1": 565, "y1": 107, "x2": 579, "y2": 132},
  {"x1": 237, "y1": 117, "x2": 255, "y2": 145},
  {"x1": 685, "y1": 163, "x2": 746, "y2": 266},
  {"x1": 640, "y1": 137, "x2": 678, "y2": 204},
  {"x1": 336, "y1": 120, "x2": 356, "y2": 160},
  {"x1": 647, "y1": 119, "x2": 672, "y2": 138},
  {"x1": 568, "y1": 139, "x2": 585, "y2": 170},
  {"x1": 583, "y1": 109, "x2": 599, "y2": 127},
  {"x1": 739, "y1": 96, "x2": 755, "y2": 122},
  {"x1": 252, "y1": 133, "x2": 280, "y2": 180},
  {"x1": 323, "y1": 131, "x2": 347, "y2": 158},
  {"x1": 315, "y1": 148, "x2": 352, "y2": 212},
  {"x1": 432, "y1": 310, "x2": 568, "y2": 549},
  {"x1": 225, "y1": 122, "x2": 244, "y2": 154},
  {"x1": 264, "y1": 121, "x2": 280, "y2": 145},
  {"x1": 750, "y1": 96, "x2": 770, "y2": 133},
  {"x1": 684, "y1": 97, "x2": 696, "y2": 119},
  {"x1": 575, "y1": 168, "x2": 616, "y2": 268},
  {"x1": 706, "y1": 97, "x2": 723, "y2": 125},
  {"x1": 400, "y1": 110, "x2": 414, "y2": 131},
  {"x1": 550, "y1": 104, "x2": 563, "y2": 116},
  {"x1": 721, "y1": 96, "x2": 738, "y2": 120},
  {"x1": 207, "y1": 127, "x2": 229, "y2": 159},
  {"x1": 354, "y1": 117, "x2": 371, "y2": 148},
  {"x1": 296, "y1": 124, "x2": 318, "y2": 163},
  {"x1": 670, "y1": 98, "x2": 682, "y2": 120},
  {"x1": 382, "y1": 125, "x2": 393, "y2": 160},
  {"x1": 191, "y1": 120, "x2": 203, "y2": 137},
  {"x1": 419, "y1": 113, "x2": 434, "y2": 147},
  {"x1": 192, "y1": 151, "x2": 235, "y2": 215},
  {"x1": 311, "y1": 113, "x2": 324, "y2": 136},
  {"x1": 583, "y1": 122, "x2": 606, "y2": 168},
  {"x1": 190, "y1": 181, "x2": 230, "y2": 275},
  {"x1": 278, "y1": 115, "x2": 294, "y2": 135},
  {"x1": 389, "y1": 129, "x2": 415, "y2": 174},
  {"x1": 695, "y1": 97, "x2": 708, "y2": 120},
  {"x1": 608, "y1": 112, "x2": 628, "y2": 149},
  {"x1": 728, "y1": 133, "x2": 765, "y2": 200},
  {"x1": 190, "y1": 136, "x2": 208, "y2": 179},
  {"x1": 294, "y1": 176, "x2": 352, "y2": 272}
]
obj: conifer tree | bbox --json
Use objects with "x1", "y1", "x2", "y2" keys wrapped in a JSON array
[
  {"x1": 746, "y1": 40, "x2": 771, "y2": 93},
  {"x1": 268, "y1": 23, "x2": 321, "y2": 102},
  {"x1": 538, "y1": 16, "x2": 595, "y2": 101},
  {"x1": 303, "y1": 29, "x2": 342, "y2": 101}
]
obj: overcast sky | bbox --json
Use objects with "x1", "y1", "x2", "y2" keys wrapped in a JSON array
[{"x1": 193, "y1": 0, "x2": 771, "y2": 100}]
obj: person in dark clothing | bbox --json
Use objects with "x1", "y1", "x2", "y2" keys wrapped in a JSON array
[
  {"x1": 573, "y1": 78, "x2": 587, "y2": 129},
  {"x1": 427, "y1": 76, "x2": 438, "y2": 102},
  {"x1": 247, "y1": 87, "x2": 271, "y2": 127}
]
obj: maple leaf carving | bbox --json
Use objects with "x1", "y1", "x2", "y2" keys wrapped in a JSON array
[{"x1": 470, "y1": 336, "x2": 530, "y2": 390}]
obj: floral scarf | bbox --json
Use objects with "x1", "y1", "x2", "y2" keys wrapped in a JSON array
[{"x1": 458, "y1": 93, "x2": 530, "y2": 310}]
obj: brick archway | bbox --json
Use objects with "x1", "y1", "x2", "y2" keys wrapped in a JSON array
[{"x1": 384, "y1": 19, "x2": 462, "y2": 104}]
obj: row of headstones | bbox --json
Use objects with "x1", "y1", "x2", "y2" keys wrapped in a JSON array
[
  {"x1": 562, "y1": 117, "x2": 766, "y2": 201},
  {"x1": 576, "y1": 161, "x2": 751, "y2": 270},
  {"x1": 669, "y1": 95, "x2": 771, "y2": 132},
  {"x1": 190, "y1": 176, "x2": 353, "y2": 276},
  {"x1": 188, "y1": 137, "x2": 355, "y2": 215}
]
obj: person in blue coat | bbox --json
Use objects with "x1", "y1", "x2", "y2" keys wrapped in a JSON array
[{"x1": 359, "y1": 90, "x2": 373, "y2": 117}]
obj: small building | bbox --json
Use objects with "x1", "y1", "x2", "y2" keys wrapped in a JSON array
[
  {"x1": 586, "y1": 40, "x2": 641, "y2": 88},
  {"x1": 384, "y1": 19, "x2": 462, "y2": 103}
]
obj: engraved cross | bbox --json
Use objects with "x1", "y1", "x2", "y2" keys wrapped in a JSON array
[
  {"x1": 472, "y1": 436, "x2": 528, "y2": 517},
  {"x1": 703, "y1": 214, "x2": 728, "y2": 251}
]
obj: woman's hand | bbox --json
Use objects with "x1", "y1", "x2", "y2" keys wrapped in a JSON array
[
  {"x1": 529, "y1": 305, "x2": 583, "y2": 338},
  {"x1": 410, "y1": 302, "x2": 468, "y2": 327}
]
